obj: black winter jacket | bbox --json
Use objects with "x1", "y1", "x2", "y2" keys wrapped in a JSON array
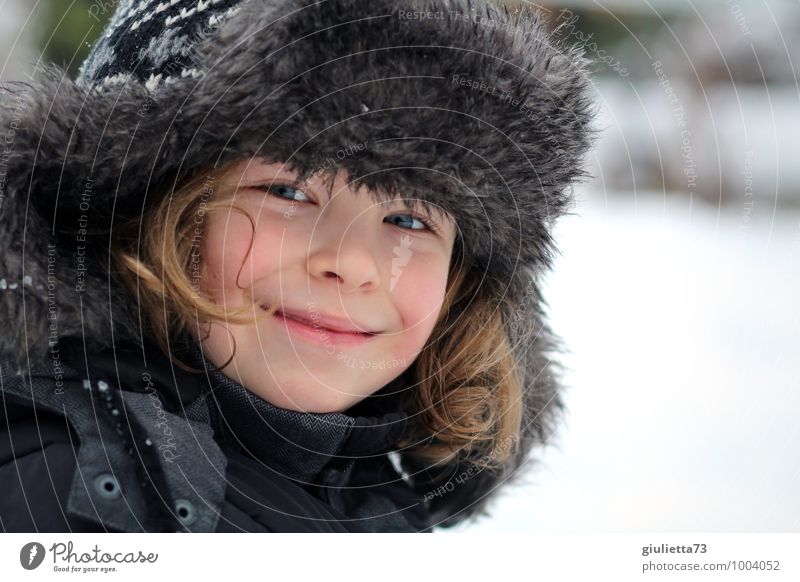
[{"x1": 0, "y1": 336, "x2": 431, "y2": 532}]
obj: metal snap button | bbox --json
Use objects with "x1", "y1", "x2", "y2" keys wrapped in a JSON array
[
  {"x1": 174, "y1": 499, "x2": 197, "y2": 526},
  {"x1": 94, "y1": 473, "x2": 121, "y2": 500}
]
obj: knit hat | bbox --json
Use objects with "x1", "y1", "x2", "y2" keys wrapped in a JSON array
[{"x1": 0, "y1": 0, "x2": 597, "y2": 526}]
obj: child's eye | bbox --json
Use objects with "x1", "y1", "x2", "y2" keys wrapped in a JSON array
[
  {"x1": 384, "y1": 213, "x2": 439, "y2": 233},
  {"x1": 263, "y1": 184, "x2": 312, "y2": 203}
]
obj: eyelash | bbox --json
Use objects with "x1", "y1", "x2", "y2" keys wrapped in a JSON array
[{"x1": 257, "y1": 183, "x2": 441, "y2": 234}]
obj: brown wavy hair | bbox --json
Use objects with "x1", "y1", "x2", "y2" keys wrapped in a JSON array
[{"x1": 111, "y1": 161, "x2": 524, "y2": 472}]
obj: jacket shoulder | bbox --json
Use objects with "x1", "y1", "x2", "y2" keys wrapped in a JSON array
[
  {"x1": 0, "y1": 362, "x2": 212, "y2": 532},
  {"x1": 0, "y1": 392, "x2": 112, "y2": 532}
]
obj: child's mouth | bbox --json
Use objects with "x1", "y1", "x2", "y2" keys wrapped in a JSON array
[{"x1": 261, "y1": 305, "x2": 379, "y2": 348}]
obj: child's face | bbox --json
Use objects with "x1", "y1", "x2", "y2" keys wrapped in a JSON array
[{"x1": 197, "y1": 159, "x2": 458, "y2": 413}]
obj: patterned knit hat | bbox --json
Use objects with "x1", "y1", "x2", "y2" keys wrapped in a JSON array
[
  {"x1": 78, "y1": 0, "x2": 246, "y2": 90},
  {"x1": 1, "y1": 0, "x2": 597, "y2": 527}
]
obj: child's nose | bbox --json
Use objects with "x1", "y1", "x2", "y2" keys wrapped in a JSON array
[{"x1": 306, "y1": 223, "x2": 382, "y2": 293}]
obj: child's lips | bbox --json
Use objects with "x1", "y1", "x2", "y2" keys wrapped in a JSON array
[
  {"x1": 261, "y1": 304, "x2": 381, "y2": 334},
  {"x1": 262, "y1": 306, "x2": 380, "y2": 347}
]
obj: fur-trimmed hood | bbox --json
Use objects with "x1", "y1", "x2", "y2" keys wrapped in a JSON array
[{"x1": 0, "y1": 0, "x2": 596, "y2": 527}]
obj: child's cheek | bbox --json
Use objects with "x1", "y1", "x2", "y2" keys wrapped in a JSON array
[
  {"x1": 392, "y1": 258, "x2": 449, "y2": 333},
  {"x1": 245, "y1": 213, "x2": 309, "y2": 281},
  {"x1": 202, "y1": 212, "x2": 264, "y2": 300}
]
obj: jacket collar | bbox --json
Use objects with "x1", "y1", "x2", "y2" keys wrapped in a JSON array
[{"x1": 78, "y1": 336, "x2": 410, "y2": 485}]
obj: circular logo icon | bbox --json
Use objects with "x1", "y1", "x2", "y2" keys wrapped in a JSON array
[{"x1": 20, "y1": 542, "x2": 46, "y2": 570}]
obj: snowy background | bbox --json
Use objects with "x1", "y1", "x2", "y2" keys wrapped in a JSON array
[{"x1": 441, "y1": 189, "x2": 800, "y2": 532}]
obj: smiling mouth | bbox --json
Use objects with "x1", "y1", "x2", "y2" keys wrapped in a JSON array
[{"x1": 260, "y1": 305, "x2": 378, "y2": 337}]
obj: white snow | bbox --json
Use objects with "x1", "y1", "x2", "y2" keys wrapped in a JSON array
[{"x1": 439, "y1": 190, "x2": 800, "y2": 532}]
